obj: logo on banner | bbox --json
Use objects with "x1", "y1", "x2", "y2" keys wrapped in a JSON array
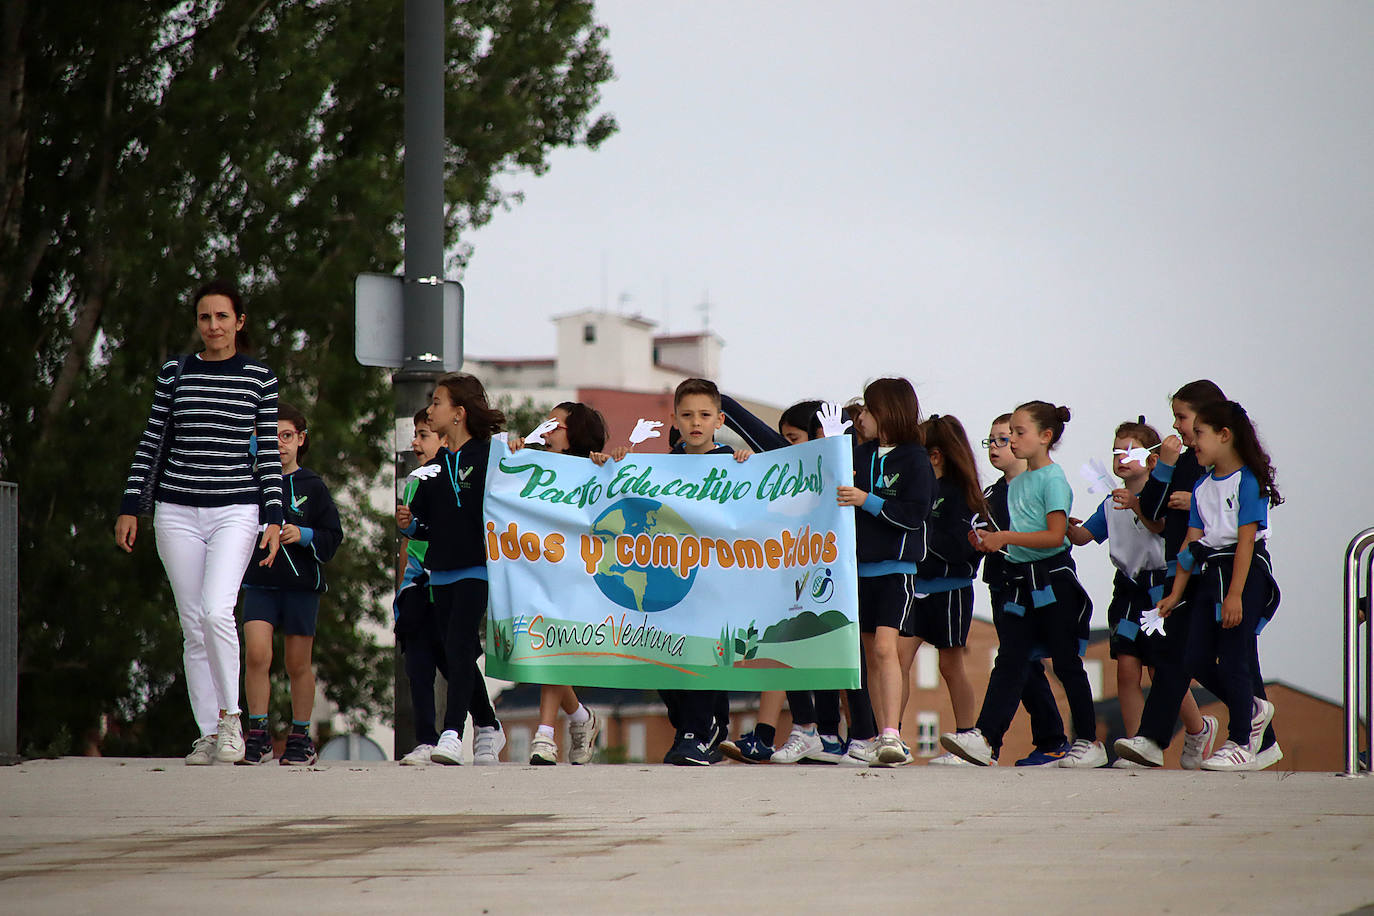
[{"x1": 589, "y1": 497, "x2": 699, "y2": 612}]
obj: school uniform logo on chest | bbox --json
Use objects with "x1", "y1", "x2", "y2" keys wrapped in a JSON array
[
  {"x1": 881, "y1": 473, "x2": 900, "y2": 489},
  {"x1": 291, "y1": 494, "x2": 308, "y2": 511}
]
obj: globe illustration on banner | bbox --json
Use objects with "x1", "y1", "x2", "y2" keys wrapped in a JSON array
[{"x1": 589, "y1": 497, "x2": 697, "y2": 612}]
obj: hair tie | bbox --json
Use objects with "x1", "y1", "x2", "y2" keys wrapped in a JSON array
[{"x1": 1136, "y1": 414, "x2": 1146, "y2": 425}]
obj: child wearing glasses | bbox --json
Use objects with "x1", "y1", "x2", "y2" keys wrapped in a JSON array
[{"x1": 238, "y1": 403, "x2": 344, "y2": 765}]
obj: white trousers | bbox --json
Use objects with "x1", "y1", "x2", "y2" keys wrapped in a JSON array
[{"x1": 154, "y1": 502, "x2": 258, "y2": 736}]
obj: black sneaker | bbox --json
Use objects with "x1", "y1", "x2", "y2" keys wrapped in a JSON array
[
  {"x1": 280, "y1": 732, "x2": 318, "y2": 766},
  {"x1": 237, "y1": 728, "x2": 273, "y2": 766},
  {"x1": 668, "y1": 733, "x2": 713, "y2": 766}
]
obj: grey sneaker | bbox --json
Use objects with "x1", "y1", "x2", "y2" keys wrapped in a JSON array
[
  {"x1": 841, "y1": 737, "x2": 879, "y2": 766},
  {"x1": 214, "y1": 713, "x2": 245, "y2": 764},
  {"x1": 185, "y1": 734, "x2": 217, "y2": 766},
  {"x1": 568, "y1": 708, "x2": 599, "y2": 765},
  {"x1": 473, "y1": 725, "x2": 506, "y2": 765}
]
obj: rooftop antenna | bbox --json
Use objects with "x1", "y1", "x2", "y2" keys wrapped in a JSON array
[{"x1": 696, "y1": 290, "x2": 712, "y2": 331}]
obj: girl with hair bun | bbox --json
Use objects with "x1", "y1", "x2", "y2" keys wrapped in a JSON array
[{"x1": 942, "y1": 401, "x2": 1106, "y2": 768}]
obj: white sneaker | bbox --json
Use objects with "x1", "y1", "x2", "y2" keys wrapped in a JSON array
[
  {"x1": 530, "y1": 733, "x2": 558, "y2": 766},
  {"x1": 1180, "y1": 716, "x2": 1219, "y2": 770},
  {"x1": 400, "y1": 744, "x2": 434, "y2": 766},
  {"x1": 1201, "y1": 739, "x2": 1259, "y2": 772},
  {"x1": 926, "y1": 751, "x2": 974, "y2": 766},
  {"x1": 1112, "y1": 735, "x2": 1163, "y2": 767},
  {"x1": 473, "y1": 725, "x2": 506, "y2": 765},
  {"x1": 771, "y1": 727, "x2": 823, "y2": 764},
  {"x1": 841, "y1": 737, "x2": 879, "y2": 766},
  {"x1": 939, "y1": 728, "x2": 994, "y2": 766},
  {"x1": 1111, "y1": 757, "x2": 1146, "y2": 769},
  {"x1": 568, "y1": 708, "x2": 599, "y2": 765},
  {"x1": 185, "y1": 734, "x2": 217, "y2": 766},
  {"x1": 1254, "y1": 742, "x2": 1283, "y2": 770},
  {"x1": 875, "y1": 734, "x2": 907, "y2": 766},
  {"x1": 431, "y1": 729, "x2": 465, "y2": 765},
  {"x1": 1058, "y1": 739, "x2": 1107, "y2": 768},
  {"x1": 1249, "y1": 698, "x2": 1275, "y2": 753},
  {"x1": 214, "y1": 713, "x2": 245, "y2": 764}
]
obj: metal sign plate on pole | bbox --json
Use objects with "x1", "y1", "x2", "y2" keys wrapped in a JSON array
[{"x1": 355, "y1": 273, "x2": 464, "y2": 371}]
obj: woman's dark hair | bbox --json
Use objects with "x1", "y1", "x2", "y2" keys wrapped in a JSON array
[
  {"x1": 779, "y1": 400, "x2": 824, "y2": 440},
  {"x1": 192, "y1": 279, "x2": 251, "y2": 353},
  {"x1": 920, "y1": 414, "x2": 988, "y2": 519},
  {"x1": 1194, "y1": 400, "x2": 1282, "y2": 506},
  {"x1": 1171, "y1": 379, "x2": 1226, "y2": 410},
  {"x1": 554, "y1": 401, "x2": 608, "y2": 457},
  {"x1": 434, "y1": 372, "x2": 505, "y2": 440},
  {"x1": 1015, "y1": 400, "x2": 1072, "y2": 449},
  {"x1": 863, "y1": 378, "x2": 922, "y2": 445},
  {"x1": 277, "y1": 402, "x2": 309, "y2": 460}
]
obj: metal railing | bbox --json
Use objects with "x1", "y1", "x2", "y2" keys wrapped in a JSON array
[{"x1": 1343, "y1": 527, "x2": 1374, "y2": 776}]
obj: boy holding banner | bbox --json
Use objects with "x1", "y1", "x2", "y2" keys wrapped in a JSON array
[{"x1": 659, "y1": 378, "x2": 752, "y2": 765}]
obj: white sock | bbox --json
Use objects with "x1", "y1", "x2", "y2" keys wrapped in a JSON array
[
  {"x1": 569, "y1": 704, "x2": 590, "y2": 725},
  {"x1": 536, "y1": 724, "x2": 555, "y2": 739},
  {"x1": 795, "y1": 724, "x2": 817, "y2": 735}
]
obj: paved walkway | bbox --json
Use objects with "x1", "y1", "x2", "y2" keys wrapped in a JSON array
[{"x1": 1, "y1": 758, "x2": 1372, "y2": 914}]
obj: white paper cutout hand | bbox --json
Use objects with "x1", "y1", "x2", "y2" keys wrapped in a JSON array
[
  {"x1": 969, "y1": 515, "x2": 987, "y2": 544},
  {"x1": 1140, "y1": 607, "x2": 1167, "y2": 637},
  {"x1": 1079, "y1": 458, "x2": 1115, "y2": 495},
  {"x1": 629, "y1": 418, "x2": 664, "y2": 446},
  {"x1": 524, "y1": 419, "x2": 560, "y2": 447},
  {"x1": 816, "y1": 402, "x2": 852, "y2": 438},
  {"x1": 408, "y1": 464, "x2": 442, "y2": 481}
]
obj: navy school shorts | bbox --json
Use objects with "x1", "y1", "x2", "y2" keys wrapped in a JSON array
[
  {"x1": 903, "y1": 586, "x2": 974, "y2": 648},
  {"x1": 241, "y1": 588, "x2": 321, "y2": 637}
]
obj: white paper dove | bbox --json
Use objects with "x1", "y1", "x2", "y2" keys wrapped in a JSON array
[
  {"x1": 1078, "y1": 458, "x2": 1115, "y2": 496},
  {"x1": 1113, "y1": 444, "x2": 1160, "y2": 468},
  {"x1": 408, "y1": 464, "x2": 442, "y2": 481},
  {"x1": 1140, "y1": 607, "x2": 1167, "y2": 637},
  {"x1": 816, "y1": 402, "x2": 852, "y2": 438},
  {"x1": 524, "y1": 418, "x2": 560, "y2": 447},
  {"x1": 629, "y1": 418, "x2": 664, "y2": 446}
]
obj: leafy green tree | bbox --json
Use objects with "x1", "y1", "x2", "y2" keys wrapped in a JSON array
[{"x1": 0, "y1": 0, "x2": 615, "y2": 755}]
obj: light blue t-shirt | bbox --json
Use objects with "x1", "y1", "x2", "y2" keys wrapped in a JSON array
[{"x1": 1006, "y1": 463, "x2": 1073, "y2": 564}]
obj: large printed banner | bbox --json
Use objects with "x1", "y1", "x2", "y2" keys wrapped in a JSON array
[{"x1": 482, "y1": 437, "x2": 860, "y2": 690}]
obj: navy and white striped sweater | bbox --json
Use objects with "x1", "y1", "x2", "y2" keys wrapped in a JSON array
[{"x1": 119, "y1": 353, "x2": 284, "y2": 525}]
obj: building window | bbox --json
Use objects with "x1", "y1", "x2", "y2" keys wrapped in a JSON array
[
  {"x1": 627, "y1": 722, "x2": 646, "y2": 762},
  {"x1": 1084, "y1": 659, "x2": 1104, "y2": 700},
  {"x1": 916, "y1": 711, "x2": 940, "y2": 757},
  {"x1": 583, "y1": 323, "x2": 596, "y2": 343},
  {"x1": 916, "y1": 643, "x2": 939, "y2": 690}
]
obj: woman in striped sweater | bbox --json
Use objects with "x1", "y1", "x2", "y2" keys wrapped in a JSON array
[{"x1": 115, "y1": 280, "x2": 284, "y2": 765}]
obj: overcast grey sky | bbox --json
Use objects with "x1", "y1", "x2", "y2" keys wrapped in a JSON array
[{"x1": 460, "y1": 1, "x2": 1374, "y2": 703}]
